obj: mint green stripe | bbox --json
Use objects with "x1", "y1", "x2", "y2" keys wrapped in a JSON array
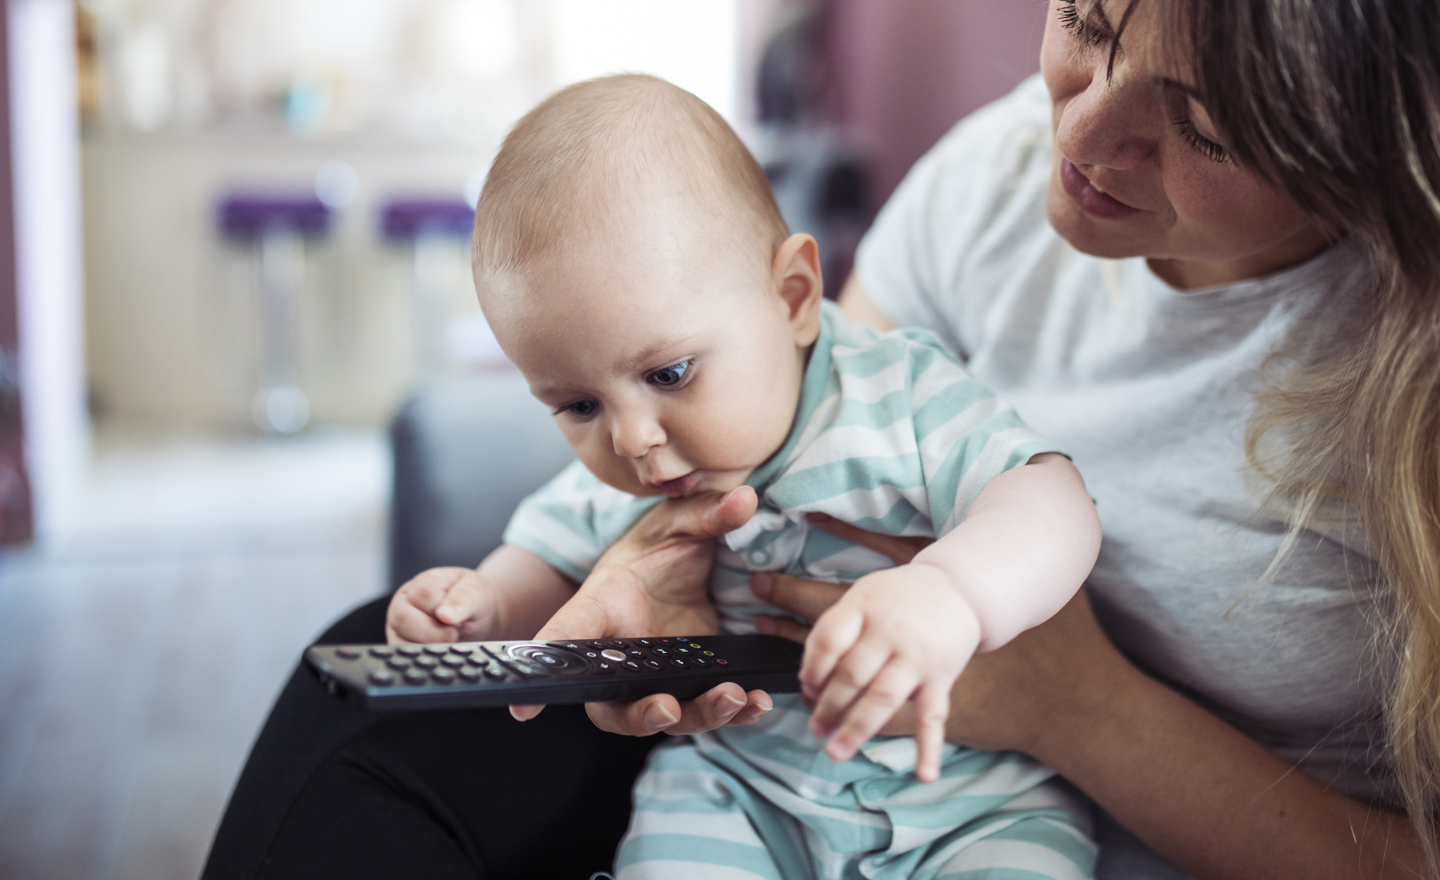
[{"x1": 615, "y1": 834, "x2": 782, "y2": 878}]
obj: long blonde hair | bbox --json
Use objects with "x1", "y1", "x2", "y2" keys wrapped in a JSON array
[{"x1": 1155, "y1": 0, "x2": 1440, "y2": 866}]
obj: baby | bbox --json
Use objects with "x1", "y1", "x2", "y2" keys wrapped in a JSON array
[{"x1": 389, "y1": 74, "x2": 1102, "y2": 880}]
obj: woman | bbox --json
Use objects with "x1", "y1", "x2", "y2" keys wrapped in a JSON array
[{"x1": 204, "y1": 0, "x2": 1440, "y2": 877}]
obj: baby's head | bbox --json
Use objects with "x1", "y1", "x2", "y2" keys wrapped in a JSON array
[{"x1": 473, "y1": 75, "x2": 824, "y2": 498}]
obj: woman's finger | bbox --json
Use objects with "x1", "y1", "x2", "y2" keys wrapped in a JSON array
[
  {"x1": 585, "y1": 692, "x2": 683, "y2": 736},
  {"x1": 754, "y1": 614, "x2": 812, "y2": 644},
  {"x1": 805, "y1": 513, "x2": 932, "y2": 565},
  {"x1": 751, "y1": 572, "x2": 849, "y2": 623}
]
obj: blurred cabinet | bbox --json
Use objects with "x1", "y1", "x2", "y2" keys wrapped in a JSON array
[{"x1": 81, "y1": 131, "x2": 488, "y2": 431}]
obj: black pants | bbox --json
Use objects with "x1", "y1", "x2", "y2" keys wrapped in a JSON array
[{"x1": 201, "y1": 597, "x2": 661, "y2": 880}]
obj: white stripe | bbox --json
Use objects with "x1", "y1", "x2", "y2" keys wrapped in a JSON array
[
  {"x1": 802, "y1": 543, "x2": 898, "y2": 579},
  {"x1": 928, "y1": 834, "x2": 1094, "y2": 880},
  {"x1": 782, "y1": 419, "x2": 917, "y2": 476},
  {"x1": 508, "y1": 508, "x2": 600, "y2": 570},
  {"x1": 626, "y1": 808, "x2": 767, "y2": 848},
  {"x1": 909, "y1": 355, "x2": 972, "y2": 412},
  {"x1": 617, "y1": 861, "x2": 773, "y2": 880},
  {"x1": 877, "y1": 759, "x2": 1054, "y2": 806},
  {"x1": 810, "y1": 483, "x2": 925, "y2": 524},
  {"x1": 916, "y1": 397, "x2": 1008, "y2": 485},
  {"x1": 944, "y1": 426, "x2": 1038, "y2": 533},
  {"x1": 834, "y1": 358, "x2": 910, "y2": 405},
  {"x1": 783, "y1": 390, "x2": 844, "y2": 469}
]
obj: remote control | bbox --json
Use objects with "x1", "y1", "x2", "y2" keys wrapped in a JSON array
[{"x1": 306, "y1": 634, "x2": 803, "y2": 712}]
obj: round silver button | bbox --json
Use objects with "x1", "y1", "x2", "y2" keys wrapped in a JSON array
[{"x1": 600, "y1": 649, "x2": 626, "y2": 663}]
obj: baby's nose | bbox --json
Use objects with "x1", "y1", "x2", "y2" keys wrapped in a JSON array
[{"x1": 610, "y1": 410, "x2": 665, "y2": 458}]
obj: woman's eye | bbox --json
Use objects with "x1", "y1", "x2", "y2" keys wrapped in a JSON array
[
  {"x1": 647, "y1": 359, "x2": 692, "y2": 388},
  {"x1": 1057, "y1": 0, "x2": 1108, "y2": 47},
  {"x1": 1172, "y1": 115, "x2": 1232, "y2": 164},
  {"x1": 559, "y1": 398, "x2": 599, "y2": 418}
]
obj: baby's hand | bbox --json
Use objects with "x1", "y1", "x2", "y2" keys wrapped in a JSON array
[
  {"x1": 800, "y1": 564, "x2": 980, "y2": 783},
  {"x1": 385, "y1": 567, "x2": 501, "y2": 645}
]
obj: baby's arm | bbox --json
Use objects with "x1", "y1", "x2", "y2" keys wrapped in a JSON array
[
  {"x1": 385, "y1": 545, "x2": 577, "y2": 645},
  {"x1": 801, "y1": 453, "x2": 1101, "y2": 782}
]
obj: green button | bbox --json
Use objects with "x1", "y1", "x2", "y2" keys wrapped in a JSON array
[{"x1": 703, "y1": 651, "x2": 713, "y2": 656}]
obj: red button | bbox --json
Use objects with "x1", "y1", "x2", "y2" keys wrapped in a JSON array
[{"x1": 716, "y1": 659, "x2": 728, "y2": 665}]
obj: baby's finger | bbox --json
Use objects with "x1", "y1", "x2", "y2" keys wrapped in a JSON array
[
  {"x1": 825, "y1": 662, "x2": 918, "y2": 764},
  {"x1": 398, "y1": 568, "x2": 469, "y2": 614},
  {"x1": 806, "y1": 640, "x2": 893, "y2": 738},
  {"x1": 386, "y1": 597, "x2": 459, "y2": 645},
  {"x1": 912, "y1": 682, "x2": 950, "y2": 784},
  {"x1": 800, "y1": 606, "x2": 865, "y2": 698},
  {"x1": 433, "y1": 573, "x2": 488, "y2": 627}
]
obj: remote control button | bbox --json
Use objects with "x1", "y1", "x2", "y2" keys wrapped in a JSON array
[
  {"x1": 643, "y1": 659, "x2": 663, "y2": 670},
  {"x1": 414, "y1": 656, "x2": 438, "y2": 669},
  {"x1": 622, "y1": 660, "x2": 642, "y2": 672},
  {"x1": 368, "y1": 646, "x2": 394, "y2": 657},
  {"x1": 337, "y1": 647, "x2": 362, "y2": 659},
  {"x1": 635, "y1": 639, "x2": 653, "y2": 646},
  {"x1": 458, "y1": 666, "x2": 482, "y2": 682},
  {"x1": 669, "y1": 658, "x2": 689, "y2": 668},
  {"x1": 652, "y1": 647, "x2": 670, "y2": 656},
  {"x1": 688, "y1": 643, "x2": 702, "y2": 649},
  {"x1": 691, "y1": 656, "x2": 709, "y2": 667},
  {"x1": 557, "y1": 642, "x2": 583, "y2": 651},
  {"x1": 441, "y1": 655, "x2": 468, "y2": 668},
  {"x1": 605, "y1": 639, "x2": 627, "y2": 648},
  {"x1": 403, "y1": 670, "x2": 428, "y2": 685},
  {"x1": 431, "y1": 668, "x2": 456, "y2": 684},
  {"x1": 595, "y1": 662, "x2": 616, "y2": 674},
  {"x1": 509, "y1": 645, "x2": 586, "y2": 676},
  {"x1": 600, "y1": 649, "x2": 626, "y2": 663},
  {"x1": 658, "y1": 639, "x2": 672, "y2": 644},
  {"x1": 448, "y1": 645, "x2": 474, "y2": 655},
  {"x1": 585, "y1": 651, "x2": 599, "y2": 658},
  {"x1": 626, "y1": 649, "x2": 645, "y2": 660},
  {"x1": 702, "y1": 651, "x2": 714, "y2": 656},
  {"x1": 368, "y1": 669, "x2": 396, "y2": 685},
  {"x1": 397, "y1": 646, "x2": 423, "y2": 657},
  {"x1": 423, "y1": 645, "x2": 450, "y2": 656},
  {"x1": 483, "y1": 664, "x2": 507, "y2": 680},
  {"x1": 674, "y1": 647, "x2": 691, "y2": 655},
  {"x1": 386, "y1": 658, "x2": 411, "y2": 670},
  {"x1": 586, "y1": 640, "x2": 607, "y2": 649},
  {"x1": 715, "y1": 658, "x2": 729, "y2": 666}
]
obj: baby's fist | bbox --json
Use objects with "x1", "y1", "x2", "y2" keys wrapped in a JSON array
[{"x1": 385, "y1": 567, "x2": 497, "y2": 645}]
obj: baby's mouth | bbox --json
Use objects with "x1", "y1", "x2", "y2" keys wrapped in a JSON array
[{"x1": 649, "y1": 471, "x2": 700, "y2": 497}]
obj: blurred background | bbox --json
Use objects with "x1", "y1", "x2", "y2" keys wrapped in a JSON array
[{"x1": 0, "y1": 0, "x2": 1044, "y2": 877}]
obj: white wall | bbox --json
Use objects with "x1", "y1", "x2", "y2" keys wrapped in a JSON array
[{"x1": 10, "y1": 0, "x2": 90, "y2": 540}]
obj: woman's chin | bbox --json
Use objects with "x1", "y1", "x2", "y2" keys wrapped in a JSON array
[{"x1": 1045, "y1": 180, "x2": 1152, "y2": 260}]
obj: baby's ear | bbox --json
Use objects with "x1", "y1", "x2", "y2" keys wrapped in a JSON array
[{"x1": 771, "y1": 233, "x2": 824, "y2": 347}]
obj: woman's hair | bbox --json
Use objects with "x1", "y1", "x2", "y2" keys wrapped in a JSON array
[{"x1": 1152, "y1": 0, "x2": 1440, "y2": 866}]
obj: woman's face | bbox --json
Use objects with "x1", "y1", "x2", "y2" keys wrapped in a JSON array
[{"x1": 1040, "y1": 0, "x2": 1328, "y2": 288}]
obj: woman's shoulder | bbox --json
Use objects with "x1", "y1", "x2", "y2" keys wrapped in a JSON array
[{"x1": 854, "y1": 75, "x2": 1066, "y2": 349}]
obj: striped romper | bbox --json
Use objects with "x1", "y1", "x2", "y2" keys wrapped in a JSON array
[{"x1": 504, "y1": 301, "x2": 1098, "y2": 880}]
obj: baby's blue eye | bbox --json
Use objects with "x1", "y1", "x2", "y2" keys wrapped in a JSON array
[
  {"x1": 648, "y1": 360, "x2": 692, "y2": 387},
  {"x1": 562, "y1": 399, "x2": 598, "y2": 418}
]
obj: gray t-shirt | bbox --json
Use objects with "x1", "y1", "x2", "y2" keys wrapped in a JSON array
[{"x1": 855, "y1": 74, "x2": 1391, "y2": 879}]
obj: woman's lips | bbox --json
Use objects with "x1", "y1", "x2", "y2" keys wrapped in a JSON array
[
  {"x1": 651, "y1": 471, "x2": 700, "y2": 497},
  {"x1": 1060, "y1": 158, "x2": 1142, "y2": 219}
]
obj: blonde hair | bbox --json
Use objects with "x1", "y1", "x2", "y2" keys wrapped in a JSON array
[
  {"x1": 1144, "y1": 0, "x2": 1440, "y2": 868},
  {"x1": 472, "y1": 74, "x2": 789, "y2": 280}
]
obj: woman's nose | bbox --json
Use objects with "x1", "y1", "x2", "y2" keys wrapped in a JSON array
[
  {"x1": 1053, "y1": 62, "x2": 1156, "y2": 170},
  {"x1": 610, "y1": 406, "x2": 665, "y2": 458}
]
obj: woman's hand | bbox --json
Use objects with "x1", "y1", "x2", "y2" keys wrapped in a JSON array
[{"x1": 514, "y1": 486, "x2": 780, "y2": 734}]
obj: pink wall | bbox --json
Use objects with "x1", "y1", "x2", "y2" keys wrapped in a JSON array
[{"x1": 827, "y1": 0, "x2": 1049, "y2": 204}]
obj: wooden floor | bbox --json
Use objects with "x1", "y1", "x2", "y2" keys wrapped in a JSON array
[{"x1": 0, "y1": 430, "x2": 387, "y2": 880}]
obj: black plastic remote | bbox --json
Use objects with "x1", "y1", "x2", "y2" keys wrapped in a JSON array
[{"x1": 305, "y1": 634, "x2": 803, "y2": 712}]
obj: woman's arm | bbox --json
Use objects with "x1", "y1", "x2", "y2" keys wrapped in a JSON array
[
  {"x1": 837, "y1": 275, "x2": 897, "y2": 332},
  {"x1": 756, "y1": 551, "x2": 1427, "y2": 880}
]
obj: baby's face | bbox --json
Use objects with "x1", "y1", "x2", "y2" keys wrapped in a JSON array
[{"x1": 482, "y1": 222, "x2": 814, "y2": 499}]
